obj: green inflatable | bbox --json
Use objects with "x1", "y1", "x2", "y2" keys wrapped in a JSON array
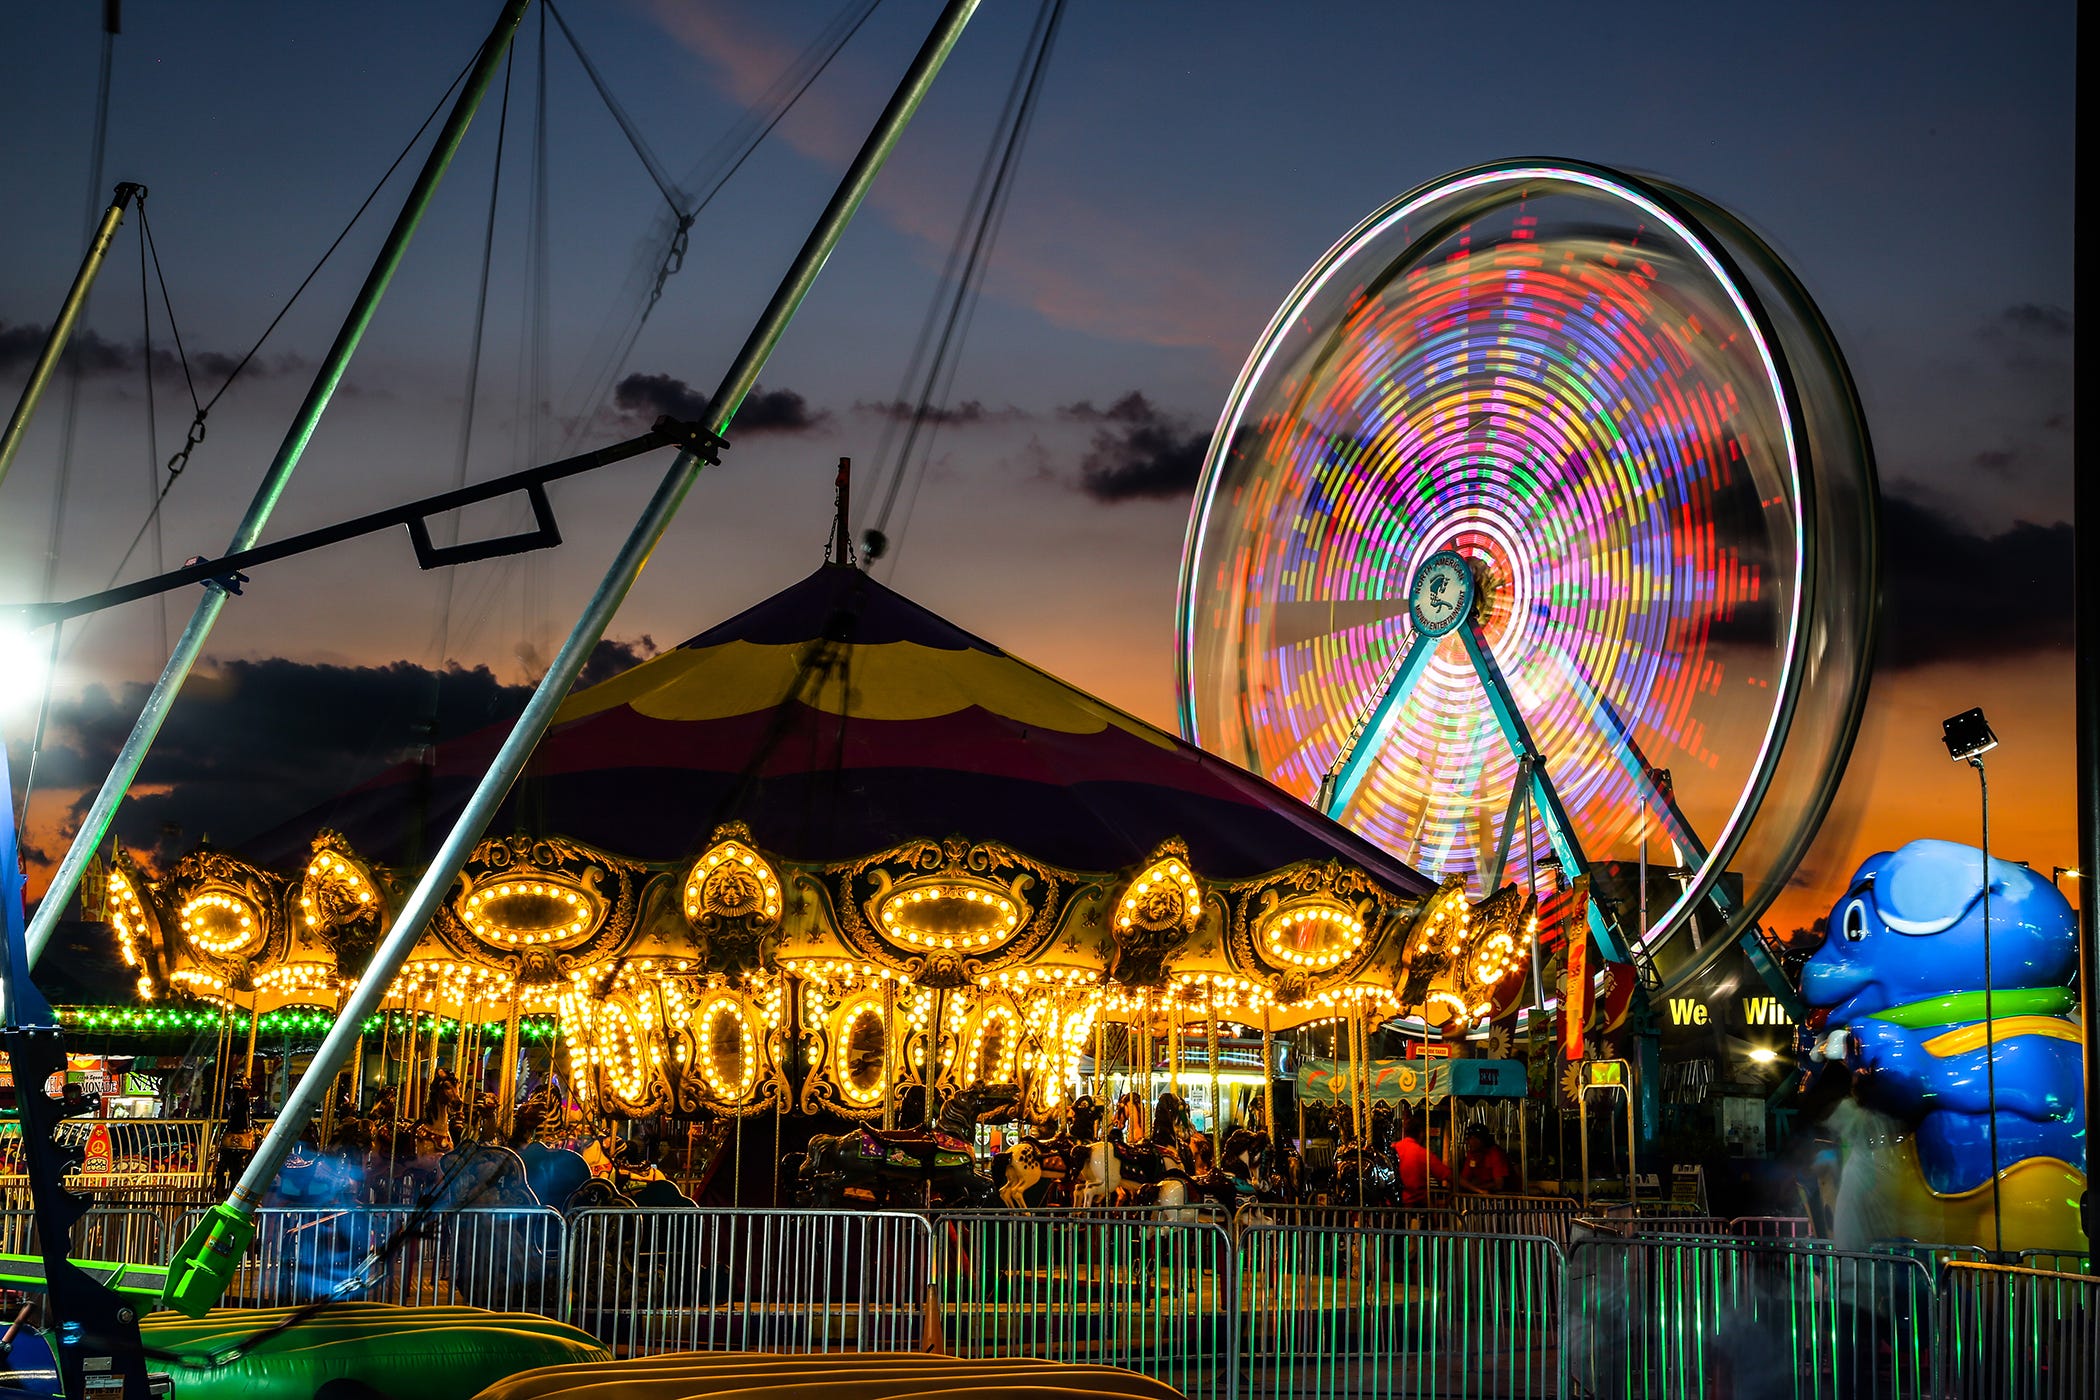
[{"x1": 140, "y1": 1304, "x2": 610, "y2": 1400}]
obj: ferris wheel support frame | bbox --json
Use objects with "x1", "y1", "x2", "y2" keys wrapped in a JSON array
[
  {"x1": 1316, "y1": 610, "x2": 1803, "y2": 1016},
  {"x1": 1317, "y1": 615, "x2": 1626, "y2": 963}
]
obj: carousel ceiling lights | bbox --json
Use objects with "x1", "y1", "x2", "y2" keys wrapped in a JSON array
[
  {"x1": 1117, "y1": 858, "x2": 1203, "y2": 935},
  {"x1": 179, "y1": 889, "x2": 262, "y2": 958},
  {"x1": 460, "y1": 876, "x2": 602, "y2": 947},
  {"x1": 685, "y1": 840, "x2": 781, "y2": 923},
  {"x1": 695, "y1": 997, "x2": 759, "y2": 1101},
  {"x1": 876, "y1": 882, "x2": 1023, "y2": 952},
  {"x1": 835, "y1": 999, "x2": 891, "y2": 1106},
  {"x1": 1260, "y1": 902, "x2": 1367, "y2": 970},
  {"x1": 106, "y1": 867, "x2": 153, "y2": 999},
  {"x1": 301, "y1": 850, "x2": 376, "y2": 927},
  {"x1": 963, "y1": 1000, "x2": 1020, "y2": 1087}
]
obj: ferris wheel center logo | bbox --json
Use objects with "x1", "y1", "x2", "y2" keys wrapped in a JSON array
[{"x1": 1408, "y1": 550, "x2": 1475, "y2": 638}]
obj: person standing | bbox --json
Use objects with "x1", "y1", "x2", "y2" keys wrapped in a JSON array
[
  {"x1": 1459, "y1": 1122, "x2": 1514, "y2": 1194},
  {"x1": 1393, "y1": 1111, "x2": 1451, "y2": 1206}
]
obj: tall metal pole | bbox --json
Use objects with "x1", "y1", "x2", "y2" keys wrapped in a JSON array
[
  {"x1": 160, "y1": 0, "x2": 980, "y2": 1318},
  {"x1": 1973, "y1": 756, "x2": 2003, "y2": 1256},
  {"x1": 2075, "y1": 1, "x2": 2097, "y2": 1250},
  {"x1": 26, "y1": 0, "x2": 532, "y2": 966},
  {"x1": 0, "y1": 183, "x2": 142, "y2": 495}
]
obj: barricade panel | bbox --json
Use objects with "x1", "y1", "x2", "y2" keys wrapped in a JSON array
[
  {"x1": 1936, "y1": 1260, "x2": 2099, "y2": 1400},
  {"x1": 934, "y1": 1208, "x2": 1235, "y2": 1400},
  {"x1": 1239, "y1": 1224, "x2": 1561, "y2": 1400},
  {"x1": 563, "y1": 1207, "x2": 932, "y2": 1357},
  {"x1": 1564, "y1": 1234, "x2": 1934, "y2": 1399}
]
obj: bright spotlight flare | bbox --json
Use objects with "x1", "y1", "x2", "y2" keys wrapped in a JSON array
[
  {"x1": 0, "y1": 618, "x2": 50, "y2": 720},
  {"x1": 1178, "y1": 160, "x2": 1879, "y2": 996}
]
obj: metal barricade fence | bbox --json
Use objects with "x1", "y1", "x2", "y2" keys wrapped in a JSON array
[
  {"x1": 935, "y1": 1208, "x2": 1234, "y2": 1400},
  {"x1": 2014, "y1": 1248, "x2": 2091, "y2": 1276},
  {"x1": 1239, "y1": 1223, "x2": 1561, "y2": 1400},
  {"x1": 0, "y1": 1207, "x2": 165, "y2": 1264},
  {"x1": 564, "y1": 1207, "x2": 932, "y2": 1357},
  {"x1": 1564, "y1": 1235, "x2": 1935, "y2": 1400},
  {"x1": 172, "y1": 1206, "x2": 562, "y2": 1314},
  {"x1": 1459, "y1": 1194, "x2": 1582, "y2": 1249},
  {"x1": 1729, "y1": 1214, "x2": 1815, "y2": 1239},
  {"x1": 1238, "y1": 1202, "x2": 1464, "y2": 1235},
  {"x1": 1936, "y1": 1260, "x2": 2100, "y2": 1399},
  {"x1": 1870, "y1": 1237, "x2": 1992, "y2": 1283}
]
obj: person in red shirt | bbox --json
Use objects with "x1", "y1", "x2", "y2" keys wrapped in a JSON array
[
  {"x1": 1459, "y1": 1122, "x2": 1514, "y2": 1195},
  {"x1": 1393, "y1": 1112, "x2": 1451, "y2": 1206}
]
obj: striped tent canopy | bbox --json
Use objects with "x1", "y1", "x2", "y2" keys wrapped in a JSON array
[{"x1": 284, "y1": 563, "x2": 1435, "y2": 896}]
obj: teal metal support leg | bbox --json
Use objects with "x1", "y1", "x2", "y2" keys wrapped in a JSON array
[{"x1": 1318, "y1": 629, "x2": 1436, "y2": 817}]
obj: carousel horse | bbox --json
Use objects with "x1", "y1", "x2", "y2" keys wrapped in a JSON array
[
  {"x1": 1101, "y1": 1092, "x2": 1194, "y2": 1215},
  {"x1": 1190, "y1": 1126, "x2": 1285, "y2": 1221},
  {"x1": 992, "y1": 1096, "x2": 1097, "y2": 1208},
  {"x1": 794, "y1": 1083, "x2": 1016, "y2": 1208},
  {"x1": 1329, "y1": 1101, "x2": 1399, "y2": 1208}
]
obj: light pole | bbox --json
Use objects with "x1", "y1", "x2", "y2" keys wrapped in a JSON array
[{"x1": 1942, "y1": 707, "x2": 2003, "y2": 1257}]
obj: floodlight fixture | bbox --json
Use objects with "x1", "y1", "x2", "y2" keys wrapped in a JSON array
[{"x1": 1942, "y1": 707, "x2": 1999, "y2": 763}]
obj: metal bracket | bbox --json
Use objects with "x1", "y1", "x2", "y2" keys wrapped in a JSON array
[
  {"x1": 653, "y1": 414, "x2": 727, "y2": 464},
  {"x1": 407, "y1": 480, "x2": 562, "y2": 569}
]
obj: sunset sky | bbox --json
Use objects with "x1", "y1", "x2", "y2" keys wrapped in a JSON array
[{"x1": 0, "y1": 1, "x2": 2076, "y2": 947}]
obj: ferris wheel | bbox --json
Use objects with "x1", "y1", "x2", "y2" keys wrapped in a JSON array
[{"x1": 1178, "y1": 160, "x2": 1878, "y2": 990}]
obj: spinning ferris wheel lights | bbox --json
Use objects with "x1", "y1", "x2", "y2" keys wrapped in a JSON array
[{"x1": 1179, "y1": 160, "x2": 1878, "y2": 996}]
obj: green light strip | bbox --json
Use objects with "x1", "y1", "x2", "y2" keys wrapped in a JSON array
[{"x1": 49, "y1": 1005, "x2": 561, "y2": 1040}]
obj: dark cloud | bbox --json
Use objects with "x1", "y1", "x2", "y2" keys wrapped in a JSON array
[
  {"x1": 612, "y1": 372, "x2": 825, "y2": 435},
  {"x1": 0, "y1": 319, "x2": 299, "y2": 381},
  {"x1": 1061, "y1": 391, "x2": 1211, "y2": 502},
  {"x1": 19, "y1": 638, "x2": 659, "y2": 869},
  {"x1": 1988, "y1": 303, "x2": 2071, "y2": 340},
  {"x1": 1878, "y1": 493, "x2": 2071, "y2": 669},
  {"x1": 854, "y1": 399, "x2": 1024, "y2": 426}
]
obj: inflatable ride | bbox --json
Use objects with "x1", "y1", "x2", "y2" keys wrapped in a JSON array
[
  {"x1": 135, "y1": 1306, "x2": 608, "y2": 1400},
  {"x1": 471, "y1": 1352, "x2": 1186, "y2": 1400},
  {"x1": 1803, "y1": 838, "x2": 2088, "y2": 1254}
]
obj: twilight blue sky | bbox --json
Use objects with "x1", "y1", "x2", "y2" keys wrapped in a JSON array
[{"x1": 0, "y1": 1, "x2": 2077, "y2": 929}]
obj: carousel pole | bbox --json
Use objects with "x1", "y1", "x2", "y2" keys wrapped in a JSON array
[
  {"x1": 881, "y1": 975, "x2": 898, "y2": 1130},
  {"x1": 1206, "y1": 994, "x2": 1222, "y2": 1158},
  {"x1": 161, "y1": 0, "x2": 982, "y2": 1319},
  {"x1": 1100, "y1": 1007, "x2": 1117, "y2": 1116},
  {"x1": 1137, "y1": 996, "x2": 1151, "y2": 1138},
  {"x1": 349, "y1": 1029, "x2": 365, "y2": 1113},
  {"x1": 498, "y1": 984, "x2": 522, "y2": 1130},
  {"x1": 424, "y1": 1003, "x2": 443, "y2": 1091},
  {"x1": 1167, "y1": 991, "x2": 1181, "y2": 1112},
  {"x1": 405, "y1": 1005, "x2": 423, "y2": 1116},
  {"x1": 1350, "y1": 1007, "x2": 1367, "y2": 1203},
  {"x1": 242, "y1": 992, "x2": 260, "y2": 1088},
  {"x1": 1260, "y1": 1004, "x2": 1276, "y2": 1149},
  {"x1": 25, "y1": 0, "x2": 534, "y2": 968},
  {"x1": 207, "y1": 1006, "x2": 226, "y2": 1120}
]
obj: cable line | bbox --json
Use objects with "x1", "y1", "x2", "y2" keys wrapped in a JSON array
[
  {"x1": 865, "y1": 0, "x2": 1065, "y2": 564},
  {"x1": 545, "y1": 0, "x2": 883, "y2": 454}
]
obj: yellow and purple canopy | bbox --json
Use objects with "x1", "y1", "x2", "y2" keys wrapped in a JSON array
[{"x1": 289, "y1": 564, "x2": 1432, "y2": 894}]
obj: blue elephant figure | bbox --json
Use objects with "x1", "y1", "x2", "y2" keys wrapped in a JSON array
[{"x1": 1801, "y1": 839, "x2": 2085, "y2": 1248}]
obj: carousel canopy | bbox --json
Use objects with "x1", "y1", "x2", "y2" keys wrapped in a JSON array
[{"x1": 266, "y1": 564, "x2": 1434, "y2": 897}]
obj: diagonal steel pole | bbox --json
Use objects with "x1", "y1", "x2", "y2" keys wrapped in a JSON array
[
  {"x1": 0, "y1": 183, "x2": 143, "y2": 496},
  {"x1": 25, "y1": 0, "x2": 532, "y2": 967},
  {"x1": 160, "y1": 0, "x2": 982, "y2": 1317}
]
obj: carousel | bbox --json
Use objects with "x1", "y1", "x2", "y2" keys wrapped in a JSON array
[{"x1": 101, "y1": 561, "x2": 1548, "y2": 1207}]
